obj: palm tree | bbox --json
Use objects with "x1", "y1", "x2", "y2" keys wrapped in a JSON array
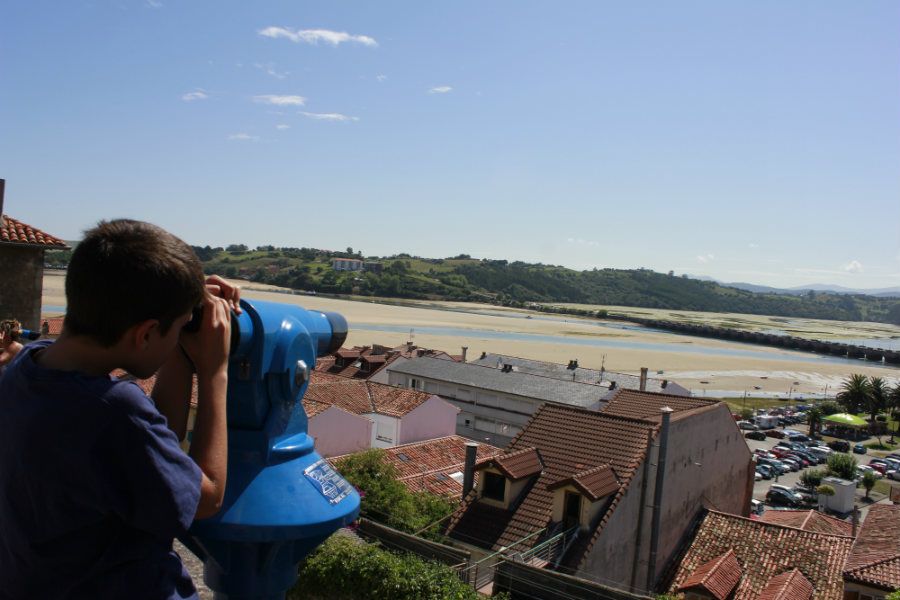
[
  {"x1": 868, "y1": 377, "x2": 889, "y2": 442},
  {"x1": 837, "y1": 374, "x2": 871, "y2": 415},
  {"x1": 806, "y1": 406, "x2": 822, "y2": 437},
  {"x1": 890, "y1": 382, "x2": 900, "y2": 444}
]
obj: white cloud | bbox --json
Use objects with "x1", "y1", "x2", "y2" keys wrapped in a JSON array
[
  {"x1": 254, "y1": 63, "x2": 288, "y2": 80},
  {"x1": 376, "y1": 74, "x2": 388, "y2": 82},
  {"x1": 258, "y1": 27, "x2": 377, "y2": 47},
  {"x1": 181, "y1": 90, "x2": 208, "y2": 102},
  {"x1": 843, "y1": 260, "x2": 863, "y2": 274},
  {"x1": 146, "y1": 0, "x2": 163, "y2": 8},
  {"x1": 227, "y1": 133, "x2": 259, "y2": 141},
  {"x1": 428, "y1": 86, "x2": 453, "y2": 94},
  {"x1": 253, "y1": 95, "x2": 306, "y2": 106},
  {"x1": 566, "y1": 237, "x2": 599, "y2": 247},
  {"x1": 300, "y1": 111, "x2": 359, "y2": 122},
  {"x1": 275, "y1": 124, "x2": 291, "y2": 130},
  {"x1": 696, "y1": 254, "x2": 715, "y2": 264}
]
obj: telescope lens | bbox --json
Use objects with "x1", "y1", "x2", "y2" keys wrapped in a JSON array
[{"x1": 322, "y1": 312, "x2": 348, "y2": 355}]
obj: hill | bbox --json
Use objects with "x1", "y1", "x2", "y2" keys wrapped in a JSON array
[{"x1": 173, "y1": 245, "x2": 900, "y2": 325}]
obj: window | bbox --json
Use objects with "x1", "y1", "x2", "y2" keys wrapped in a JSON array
[
  {"x1": 483, "y1": 472, "x2": 506, "y2": 501},
  {"x1": 410, "y1": 378, "x2": 419, "y2": 390},
  {"x1": 563, "y1": 491, "x2": 581, "y2": 528}
]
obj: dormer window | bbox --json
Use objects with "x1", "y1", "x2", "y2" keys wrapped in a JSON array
[
  {"x1": 548, "y1": 464, "x2": 619, "y2": 530},
  {"x1": 483, "y1": 472, "x2": 506, "y2": 502}
]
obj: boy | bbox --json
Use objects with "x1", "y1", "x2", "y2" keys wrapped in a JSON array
[{"x1": 0, "y1": 219, "x2": 238, "y2": 599}]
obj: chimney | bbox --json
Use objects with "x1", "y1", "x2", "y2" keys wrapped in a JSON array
[
  {"x1": 647, "y1": 406, "x2": 674, "y2": 591},
  {"x1": 0, "y1": 179, "x2": 5, "y2": 228},
  {"x1": 406, "y1": 340, "x2": 413, "y2": 352},
  {"x1": 462, "y1": 442, "x2": 478, "y2": 499},
  {"x1": 639, "y1": 367, "x2": 648, "y2": 392},
  {"x1": 661, "y1": 379, "x2": 668, "y2": 389},
  {"x1": 461, "y1": 346, "x2": 468, "y2": 363},
  {"x1": 480, "y1": 351, "x2": 487, "y2": 360},
  {"x1": 852, "y1": 504, "x2": 859, "y2": 538}
]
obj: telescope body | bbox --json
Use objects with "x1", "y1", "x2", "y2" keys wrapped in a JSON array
[{"x1": 183, "y1": 299, "x2": 359, "y2": 600}]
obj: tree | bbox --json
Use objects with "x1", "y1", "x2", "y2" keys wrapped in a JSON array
[
  {"x1": 862, "y1": 470, "x2": 877, "y2": 499},
  {"x1": 740, "y1": 408, "x2": 755, "y2": 421},
  {"x1": 799, "y1": 469, "x2": 824, "y2": 490},
  {"x1": 816, "y1": 484, "x2": 835, "y2": 497},
  {"x1": 819, "y1": 401, "x2": 841, "y2": 416},
  {"x1": 868, "y1": 377, "x2": 889, "y2": 443},
  {"x1": 806, "y1": 407, "x2": 822, "y2": 437},
  {"x1": 890, "y1": 382, "x2": 900, "y2": 443},
  {"x1": 826, "y1": 453, "x2": 858, "y2": 481},
  {"x1": 838, "y1": 374, "x2": 872, "y2": 415},
  {"x1": 333, "y1": 450, "x2": 454, "y2": 538}
]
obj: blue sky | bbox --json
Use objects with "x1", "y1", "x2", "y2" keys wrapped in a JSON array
[{"x1": 2, "y1": 1, "x2": 898, "y2": 289}]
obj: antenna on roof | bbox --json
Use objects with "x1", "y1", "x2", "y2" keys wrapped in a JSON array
[{"x1": 599, "y1": 354, "x2": 606, "y2": 382}]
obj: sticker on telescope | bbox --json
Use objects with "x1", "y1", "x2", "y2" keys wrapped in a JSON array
[{"x1": 304, "y1": 459, "x2": 353, "y2": 505}]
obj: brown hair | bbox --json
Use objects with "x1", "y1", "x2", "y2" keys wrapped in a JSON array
[
  {"x1": 0, "y1": 320, "x2": 21, "y2": 342},
  {"x1": 64, "y1": 219, "x2": 206, "y2": 346}
]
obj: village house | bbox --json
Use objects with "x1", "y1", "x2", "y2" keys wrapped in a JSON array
[
  {"x1": 0, "y1": 180, "x2": 68, "y2": 329},
  {"x1": 444, "y1": 389, "x2": 753, "y2": 595},
  {"x1": 469, "y1": 353, "x2": 691, "y2": 397},
  {"x1": 304, "y1": 372, "x2": 459, "y2": 457},
  {"x1": 316, "y1": 342, "x2": 460, "y2": 382},
  {"x1": 843, "y1": 503, "x2": 900, "y2": 600},
  {"x1": 331, "y1": 257, "x2": 363, "y2": 271}
]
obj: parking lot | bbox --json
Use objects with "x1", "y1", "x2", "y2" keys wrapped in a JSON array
[{"x1": 745, "y1": 433, "x2": 900, "y2": 518}]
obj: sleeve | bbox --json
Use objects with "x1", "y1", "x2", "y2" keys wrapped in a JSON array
[{"x1": 101, "y1": 382, "x2": 203, "y2": 540}]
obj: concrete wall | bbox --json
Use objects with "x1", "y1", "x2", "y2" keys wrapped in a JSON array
[
  {"x1": 308, "y1": 407, "x2": 372, "y2": 457},
  {"x1": 397, "y1": 395, "x2": 458, "y2": 444},
  {"x1": 368, "y1": 413, "x2": 399, "y2": 448},
  {"x1": 0, "y1": 245, "x2": 43, "y2": 329}
]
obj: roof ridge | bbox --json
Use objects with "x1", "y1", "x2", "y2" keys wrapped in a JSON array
[
  {"x1": 844, "y1": 551, "x2": 900, "y2": 575},
  {"x1": 706, "y1": 509, "x2": 854, "y2": 539}
]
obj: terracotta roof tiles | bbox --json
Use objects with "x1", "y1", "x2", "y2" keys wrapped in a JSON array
[
  {"x1": 843, "y1": 503, "x2": 900, "y2": 591},
  {"x1": 760, "y1": 510, "x2": 853, "y2": 537},
  {"x1": 756, "y1": 569, "x2": 813, "y2": 600},
  {"x1": 547, "y1": 464, "x2": 619, "y2": 502},
  {"x1": 476, "y1": 447, "x2": 543, "y2": 481},
  {"x1": 602, "y1": 388, "x2": 719, "y2": 422},
  {"x1": 678, "y1": 549, "x2": 742, "y2": 600},
  {"x1": 667, "y1": 510, "x2": 854, "y2": 600},
  {"x1": 305, "y1": 375, "x2": 439, "y2": 418},
  {"x1": 0, "y1": 216, "x2": 67, "y2": 247}
]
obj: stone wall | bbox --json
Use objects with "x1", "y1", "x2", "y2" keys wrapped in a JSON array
[{"x1": 0, "y1": 245, "x2": 44, "y2": 330}]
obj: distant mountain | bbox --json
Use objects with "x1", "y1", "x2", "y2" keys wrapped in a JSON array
[{"x1": 692, "y1": 278, "x2": 900, "y2": 299}]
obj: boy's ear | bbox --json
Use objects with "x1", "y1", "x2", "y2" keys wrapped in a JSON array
[{"x1": 130, "y1": 319, "x2": 161, "y2": 350}]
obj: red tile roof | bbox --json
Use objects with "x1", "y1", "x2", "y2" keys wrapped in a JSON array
[
  {"x1": 0, "y1": 216, "x2": 67, "y2": 247},
  {"x1": 446, "y1": 403, "x2": 657, "y2": 560},
  {"x1": 315, "y1": 346, "x2": 400, "y2": 380},
  {"x1": 667, "y1": 510, "x2": 854, "y2": 600},
  {"x1": 678, "y1": 549, "x2": 742, "y2": 600},
  {"x1": 756, "y1": 569, "x2": 813, "y2": 600},
  {"x1": 476, "y1": 447, "x2": 543, "y2": 481},
  {"x1": 547, "y1": 464, "x2": 619, "y2": 502},
  {"x1": 336, "y1": 436, "x2": 503, "y2": 498},
  {"x1": 760, "y1": 510, "x2": 853, "y2": 537},
  {"x1": 305, "y1": 375, "x2": 439, "y2": 418},
  {"x1": 602, "y1": 388, "x2": 719, "y2": 422},
  {"x1": 41, "y1": 317, "x2": 64, "y2": 335},
  {"x1": 843, "y1": 503, "x2": 900, "y2": 591}
]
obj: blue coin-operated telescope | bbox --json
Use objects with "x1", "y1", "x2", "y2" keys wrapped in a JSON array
[{"x1": 181, "y1": 299, "x2": 360, "y2": 600}]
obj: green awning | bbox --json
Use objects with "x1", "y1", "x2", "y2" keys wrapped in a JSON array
[{"x1": 823, "y1": 413, "x2": 868, "y2": 428}]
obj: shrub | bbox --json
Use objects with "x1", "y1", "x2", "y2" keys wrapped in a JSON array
[
  {"x1": 817, "y1": 484, "x2": 835, "y2": 497},
  {"x1": 799, "y1": 469, "x2": 824, "y2": 490},
  {"x1": 826, "y1": 453, "x2": 858, "y2": 481},
  {"x1": 290, "y1": 535, "x2": 502, "y2": 600}
]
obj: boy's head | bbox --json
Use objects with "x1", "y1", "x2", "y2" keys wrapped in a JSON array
[
  {"x1": 64, "y1": 219, "x2": 206, "y2": 348},
  {"x1": 0, "y1": 319, "x2": 21, "y2": 343}
]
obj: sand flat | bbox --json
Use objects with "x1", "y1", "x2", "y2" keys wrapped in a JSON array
[{"x1": 41, "y1": 273, "x2": 899, "y2": 397}]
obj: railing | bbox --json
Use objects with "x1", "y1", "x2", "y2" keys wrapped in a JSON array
[{"x1": 513, "y1": 525, "x2": 580, "y2": 567}]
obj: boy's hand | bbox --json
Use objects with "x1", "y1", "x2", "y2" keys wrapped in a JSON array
[
  {"x1": 205, "y1": 275, "x2": 242, "y2": 315},
  {"x1": 180, "y1": 295, "x2": 231, "y2": 378}
]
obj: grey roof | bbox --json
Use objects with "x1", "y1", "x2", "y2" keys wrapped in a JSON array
[
  {"x1": 388, "y1": 357, "x2": 607, "y2": 409},
  {"x1": 469, "y1": 353, "x2": 689, "y2": 397}
]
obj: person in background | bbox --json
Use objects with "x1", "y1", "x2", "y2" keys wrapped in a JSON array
[{"x1": 0, "y1": 319, "x2": 24, "y2": 375}]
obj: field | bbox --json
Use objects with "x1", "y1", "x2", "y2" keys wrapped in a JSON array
[{"x1": 42, "y1": 272, "x2": 900, "y2": 397}]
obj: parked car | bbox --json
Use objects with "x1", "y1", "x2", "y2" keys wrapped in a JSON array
[
  {"x1": 751, "y1": 499, "x2": 764, "y2": 515},
  {"x1": 756, "y1": 464, "x2": 774, "y2": 480},
  {"x1": 780, "y1": 458, "x2": 801, "y2": 472},
  {"x1": 771, "y1": 447, "x2": 792, "y2": 459},
  {"x1": 853, "y1": 444, "x2": 867, "y2": 454},
  {"x1": 757, "y1": 458, "x2": 787, "y2": 475},
  {"x1": 828, "y1": 440, "x2": 850, "y2": 452},
  {"x1": 766, "y1": 488, "x2": 801, "y2": 508},
  {"x1": 755, "y1": 471, "x2": 763, "y2": 481},
  {"x1": 869, "y1": 462, "x2": 888, "y2": 475},
  {"x1": 857, "y1": 465, "x2": 883, "y2": 479},
  {"x1": 786, "y1": 432, "x2": 809, "y2": 443},
  {"x1": 765, "y1": 429, "x2": 785, "y2": 439},
  {"x1": 784, "y1": 453, "x2": 810, "y2": 468},
  {"x1": 887, "y1": 470, "x2": 900, "y2": 482},
  {"x1": 738, "y1": 421, "x2": 759, "y2": 431},
  {"x1": 745, "y1": 430, "x2": 767, "y2": 441}
]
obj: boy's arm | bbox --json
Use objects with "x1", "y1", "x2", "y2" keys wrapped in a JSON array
[
  {"x1": 151, "y1": 348, "x2": 193, "y2": 441},
  {"x1": 180, "y1": 294, "x2": 231, "y2": 520}
]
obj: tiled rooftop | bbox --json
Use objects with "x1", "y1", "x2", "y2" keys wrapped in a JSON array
[
  {"x1": 446, "y1": 403, "x2": 656, "y2": 560},
  {"x1": 468, "y1": 353, "x2": 689, "y2": 396},
  {"x1": 759, "y1": 510, "x2": 853, "y2": 537},
  {"x1": 601, "y1": 388, "x2": 719, "y2": 422},
  {"x1": 843, "y1": 503, "x2": 900, "y2": 591},
  {"x1": 547, "y1": 464, "x2": 619, "y2": 502},
  {"x1": 305, "y1": 374, "x2": 440, "y2": 418},
  {"x1": 756, "y1": 569, "x2": 813, "y2": 600},
  {"x1": 667, "y1": 510, "x2": 854, "y2": 600},
  {"x1": 332, "y1": 436, "x2": 503, "y2": 498},
  {"x1": 0, "y1": 215, "x2": 67, "y2": 247},
  {"x1": 476, "y1": 447, "x2": 543, "y2": 481},
  {"x1": 678, "y1": 549, "x2": 742, "y2": 600},
  {"x1": 389, "y1": 357, "x2": 608, "y2": 409}
]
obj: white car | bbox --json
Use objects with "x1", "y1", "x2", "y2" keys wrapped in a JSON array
[{"x1": 857, "y1": 465, "x2": 884, "y2": 480}]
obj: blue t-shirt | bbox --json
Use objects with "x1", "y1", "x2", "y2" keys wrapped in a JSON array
[{"x1": 0, "y1": 340, "x2": 202, "y2": 599}]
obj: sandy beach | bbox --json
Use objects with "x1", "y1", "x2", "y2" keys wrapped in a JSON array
[{"x1": 41, "y1": 272, "x2": 900, "y2": 398}]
